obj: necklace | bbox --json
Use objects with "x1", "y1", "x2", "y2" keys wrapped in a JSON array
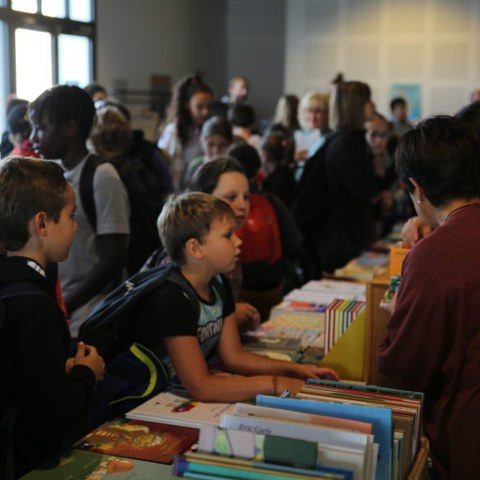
[{"x1": 444, "y1": 202, "x2": 480, "y2": 222}]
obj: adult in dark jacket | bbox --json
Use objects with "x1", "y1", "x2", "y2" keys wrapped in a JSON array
[{"x1": 293, "y1": 81, "x2": 382, "y2": 274}]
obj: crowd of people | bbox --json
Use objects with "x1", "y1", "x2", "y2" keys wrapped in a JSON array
[{"x1": 1, "y1": 73, "x2": 480, "y2": 479}]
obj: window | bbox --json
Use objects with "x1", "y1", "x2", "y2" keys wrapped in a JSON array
[{"x1": 0, "y1": 1, "x2": 96, "y2": 133}]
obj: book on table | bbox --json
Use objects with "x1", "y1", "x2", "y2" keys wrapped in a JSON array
[
  {"x1": 19, "y1": 449, "x2": 169, "y2": 480},
  {"x1": 126, "y1": 389, "x2": 235, "y2": 429},
  {"x1": 256, "y1": 394, "x2": 392, "y2": 480},
  {"x1": 218, "y1": 409, "x2": 376, "y2": 480},
  {"x1": 74, "y1": 417, "x2": 198, "y2": 464},
  {"x1": 295, "y1": 380, "x2": 424, "y2": 480}
]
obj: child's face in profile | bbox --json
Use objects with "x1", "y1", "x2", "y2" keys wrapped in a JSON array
[
  {"x1": 45, "y1": 185, "x2": 77, "y2": 263},
  {"x1": 211, "y1": 172, "x2": 250, "y2": 229},
  {"x1": 189, "y1": 92, "x2": 213, "y2": 127},
  {"x1": 200, "y1": 216, "x2": 241, "y2": 274},
  {"x1": 202, "y1": 134, "x2": 230, "y2": 159},
  {"x1": 30, "y1": 113, "x2": 69, "y2": 160}
]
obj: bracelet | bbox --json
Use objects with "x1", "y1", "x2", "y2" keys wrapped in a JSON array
[{"x1": 272, "y1": 376, "x2": 279, "y2": 396}]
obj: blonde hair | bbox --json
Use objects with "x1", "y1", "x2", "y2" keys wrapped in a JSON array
[
  {"x1": 157, "y1": 192, "x2": 234, "y2": 265},
  {"x1": 298, "y1": 92, "x2": 329, "y2": 130},
  {"x1": 90, "y1": 106, "x2": 130, "y2": 157}
]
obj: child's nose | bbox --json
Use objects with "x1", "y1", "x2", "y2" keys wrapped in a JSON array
[{"x1": 233, "y1": 233, "x2": 242, "y2": 248}]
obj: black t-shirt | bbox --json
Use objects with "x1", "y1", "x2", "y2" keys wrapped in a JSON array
[{"x1": 133, "y1": 274, "x2": 235, "y2": 359}]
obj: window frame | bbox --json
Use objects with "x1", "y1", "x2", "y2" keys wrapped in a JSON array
[{"x1": 0, "y1": 0, "x2": 96, "y2": 95}]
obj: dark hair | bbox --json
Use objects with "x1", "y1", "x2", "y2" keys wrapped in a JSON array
[
  {"x1": 7, "y1": 103, "x2": 31, "y2": 137},
  {"x1": 262, "y1": 125, "x2": 295, "y2": 168},
  {"x1": 455, "y1": 101, "x2": 480, "y2": 129},
  {"x1": 158, "y1": 192, "x2": 234, "y2": 265},
  {"x1": 395, "y1": 115, "x2": 480, "y2": 207},
  {"x1": 163, "y1": 74, "x2": 213, "y2": 147},
  {"x1": 29, "y1": 85, "x2": 96, "y2": 141},
  {"x1": 84, "y1": 83, "x2": 107, "y2": 99},
  {"x1": 390, "y1": 97, "x2": 407, "y2": 111},
  {"x1": 330, "y1": 81, "x2": 371, "y2": 130},
  {"x1": 6, "y1": 98, "x2": 28, "y2": 115},
  {"x1": 0, "y1": 157, "x2": 68, "y2": 250},
  {"x1": 190, "y1": 156, "x2": 245, "y2": 194},
  {"x1": 228, "y1": 104, "x2": 256, "y2": 128},
  {"x1": 201, "y1": 116, "x2": 233, "y2": 142},
  {"x1": 227, "y1": 143, "x2": 261, "y2": 180}
]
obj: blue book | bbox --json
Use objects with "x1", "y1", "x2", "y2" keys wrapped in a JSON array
[
  {"x1": 256, "y1": 395, "x2": 392, "y2": 480},
  {"x1": 174, "y1": 453, "x2": 348, "y2": 479}
]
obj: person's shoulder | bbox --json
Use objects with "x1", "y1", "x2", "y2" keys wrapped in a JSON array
[{"x1": 146, "y1": 270, "x2": 199, "y2": 307}]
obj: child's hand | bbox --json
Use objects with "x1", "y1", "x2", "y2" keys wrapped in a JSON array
[
  {"x1": 235, "y1": 303, "x2": 261, "y2": 331},
  {"x1": 275, "y1": 377, "x2": 305, "y2": 397},
  {"x1": 65, "y1": 357, "x2": 75, "y2": 374},
  {"x1": 74, "y1": 341, "x2": 106, "y2": 382},
  {"x1": 294, "y1": 364, "x2": 340, "y2": 381}
]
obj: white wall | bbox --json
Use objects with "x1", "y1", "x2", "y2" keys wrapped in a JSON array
[
  {"x1": 226, "y1": 0, "x2": 286, "y2": 125},
  {"x1": 96, "y1": 0, "x2": 227, "y2": 100},
  {"x1": 285, "y1": 0, "x2": 480, "y2": 120}
]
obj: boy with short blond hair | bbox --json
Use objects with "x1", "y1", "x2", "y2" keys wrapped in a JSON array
[
  {"x1": 0, "y1": 157, "x2": 105, "y2": 478},
  {"x1": 131, "y1": 192, "x2": 338, "y2": 403}
]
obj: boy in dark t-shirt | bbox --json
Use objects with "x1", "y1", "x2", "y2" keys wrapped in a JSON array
[{"x1": 134, "y1": 192, "x2": 338, "y2": 403}]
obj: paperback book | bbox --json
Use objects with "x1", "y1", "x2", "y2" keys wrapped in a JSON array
[{"x1": 126, "y1": 390, "x2": 235, "y2": 428}]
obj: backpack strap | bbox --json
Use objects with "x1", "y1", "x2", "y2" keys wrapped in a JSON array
[{"x1": 79, "y1": 154, "x2": 105, "y2": 231}]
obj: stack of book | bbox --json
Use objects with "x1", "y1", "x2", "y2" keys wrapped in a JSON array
[
  {"x1": 324, "y1": 299, "x2": 366, "y2": 354},
  {"x1": 173, "y1": 402, "x2": 377, "y2": 480},
  {"x1": 295, "y1": 380, "x2": 424, "y2": 480},
  {"x1": 169, "y1": 381, "x2": 423, "y2": 480}
]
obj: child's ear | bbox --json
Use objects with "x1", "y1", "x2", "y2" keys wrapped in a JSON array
[
  {"x1": 32, "y1": 212, "x2": 49, "y2": 237},
  {"x1": 185, "y1": 237, "x2": 204, "y2": 260}
]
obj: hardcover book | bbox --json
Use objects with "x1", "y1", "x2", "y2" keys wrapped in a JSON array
[{"x1": 75, "y1": 418, "x2": 198, "y2": 464}]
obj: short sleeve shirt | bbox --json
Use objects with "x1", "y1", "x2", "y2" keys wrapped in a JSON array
[
  {"x1": 133, "y1": 274, "x2": 235, "y2": 360},
  {"x1": 60, "y1": 155, "x2": 130, "y2": 336}
]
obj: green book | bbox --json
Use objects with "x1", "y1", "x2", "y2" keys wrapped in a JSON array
[{"x1": 20, "y1": 449, "x2": 172, "y2": 479}]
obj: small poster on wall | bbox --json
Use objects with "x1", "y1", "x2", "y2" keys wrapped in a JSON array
[{"x1": 390, "y1": 83, "x2": 422, "y2": 122}]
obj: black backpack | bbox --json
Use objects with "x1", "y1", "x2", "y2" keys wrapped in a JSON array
[
  {"x1": 79, "y1": 141, "x2": 172, "y2": 276},
  {"x1": 78, "y1": 263, "x2": 227, "y2": 426}
]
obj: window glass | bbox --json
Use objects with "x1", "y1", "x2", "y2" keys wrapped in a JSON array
[
  {"x1": 69, "y1": 0, "x2": 93, "y2": 22},
  {"x1": 58, "y1": 34, "x2": 91, "y2": 87},
  {"x1": 15, "y1": 28, "x2": 53, "y2": 101},
  {"x1": 42, "y1": 0, "x2": 66, "y2": 18},
  {"x1": 0, "y1": 22, "x2": 7, "y2": 134},
  {"x1": 11, "y1": 0, "x2": 37, "y2": 13}
]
